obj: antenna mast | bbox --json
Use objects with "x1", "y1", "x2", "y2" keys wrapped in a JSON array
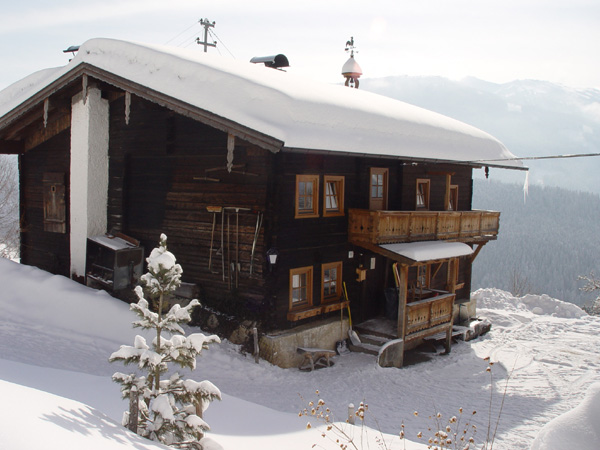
[{"x1": 196, "y1": 18, "x2": 217, "y2": 52}]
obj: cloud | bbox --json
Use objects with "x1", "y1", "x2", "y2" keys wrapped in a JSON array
[{"x1": 0, "y1": 0, "x2": 198, "y2": 34}]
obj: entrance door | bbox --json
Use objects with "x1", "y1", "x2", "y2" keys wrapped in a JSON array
[{"x1": 369, "y1": 168, "x2": 388, "y2": 210}]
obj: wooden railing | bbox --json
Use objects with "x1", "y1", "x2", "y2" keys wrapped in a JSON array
[
  {"x1": 404, "y1": 293, "x2": 455, "y2": 340},
  {"x1": 348, "y1": 209, "x2": 500, "y2": 245}
]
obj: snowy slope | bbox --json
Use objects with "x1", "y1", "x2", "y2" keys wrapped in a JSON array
[{"x1": 1, "y1": 257, "x2": 600, "y2": 449}]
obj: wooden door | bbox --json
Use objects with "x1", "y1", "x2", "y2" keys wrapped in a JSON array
[{"x1": 369, "y1": 167, "x2": 388, "y2": 210}]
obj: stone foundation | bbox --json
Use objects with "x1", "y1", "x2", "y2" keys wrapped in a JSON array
[{"x1": 259, "y1": 317, "x2": 349, "y2": 368}]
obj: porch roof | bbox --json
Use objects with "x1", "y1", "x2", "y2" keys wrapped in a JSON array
[{"x1": 380, "y1": 241, "x2": 473, "y2": 264}]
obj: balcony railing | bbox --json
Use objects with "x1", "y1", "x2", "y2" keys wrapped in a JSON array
[{"x1": 348, "y1": 209, "x2": 500, "y2": 245}]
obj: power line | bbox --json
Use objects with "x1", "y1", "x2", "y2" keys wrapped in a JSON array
[
  {"x1": 208, "y1": 28, "x2": 235, "y2": 59},
  {"x1": 164, "y1": 21, "x2": 200, "y2": 45},
  {"x1": 475, "y1": 152, "x2": 600, "y2": 163}
]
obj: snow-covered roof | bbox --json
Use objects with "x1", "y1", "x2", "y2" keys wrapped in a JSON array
[
  {"x1": 88, "y1": 235, "x2": 138, "y2": 251},
  {"x1": 380, "y1": 241, "x2": 474, "y2": 263},
  {"x1": 0, "y1": 38, "x2": 523, "y2": 169}
]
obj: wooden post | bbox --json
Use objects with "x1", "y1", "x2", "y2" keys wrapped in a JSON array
[
  {"x1": 444, "y1": 174, "x2": 451, "y2": 211},
  {"x1": 448, "y1": 258, "x2": 458, "y2": 294},
  {"x1": 253, "y1": 327, "x2": 259, "y2": 364},
  {"x1": 396, "y1": 264, "x2": 408, "y2": 340},
  {"x1": 128, "y1": 386, "x2": 139, "y2": 433},
  {"x1": 348, "y1": 403, "x2": 355, "y2": 425}
]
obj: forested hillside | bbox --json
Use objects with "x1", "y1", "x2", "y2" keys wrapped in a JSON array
[
  {"x1": 0, "y1": 155, "x2": 18, "y2": 258},
  {"x1": 472, "y1": 179, "x2": 600, "y2": 306},
  {"x1": 361, "y1": 76, "x2": 600, "y2": 194}
]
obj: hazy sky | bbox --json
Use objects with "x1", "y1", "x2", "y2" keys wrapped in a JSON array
[{"x1": 1, "y1": 0, "x2": 599, "y2": 91}]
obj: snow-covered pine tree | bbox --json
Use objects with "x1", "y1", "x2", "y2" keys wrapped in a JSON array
[
  {"x1": 579, "y1": 272, "x2": 600, "y2": 315},
  {"x1": 110, "y1": 234, "x2": 221, "y2": 449}
]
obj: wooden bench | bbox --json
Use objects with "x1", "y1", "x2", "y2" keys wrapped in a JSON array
[{"x1": 297, "y1": 347, "x2": 336, "y2": 371}]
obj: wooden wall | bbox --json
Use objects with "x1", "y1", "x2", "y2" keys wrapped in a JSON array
[
  {"x1": 268, "y1": 154, "x2": 475, "y2": 328},
  {"x1": 19, "y1": 130, "x2": 71, "y2": 276},
  {"x1": 107, "y1": 95, "x2": 269, "y2": 315},
  {"x1": 400, "y1": 163, "x2": 473, "y2": 211}
]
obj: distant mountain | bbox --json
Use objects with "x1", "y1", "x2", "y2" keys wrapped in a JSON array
[
  {"x1": 471, "y1": 179, "x2": 600, "y2": 306},
  {"x1": 361, "y1": 76, "x2": 600, "y2": 194}
]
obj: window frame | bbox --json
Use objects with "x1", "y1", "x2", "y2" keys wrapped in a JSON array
[
  {"x1": 289, "y1": 266, "x2": 313, "y2": 310},
  {"x1": 295, "y1": 174, "x2": 320, "y2": 219},
  {"x1": 323, "y1": 175, "x2": 345, "y2": 217},
  {"x1": 416, "y1": 263, "x2": 431, "y2": 290},
  {"x1": 447, "y1": 184, "x2": 459, "y2": 211},
  {"x1": 321, "y1": 261, "x2": 343, "y2": 303},
  {"x1": 416, "y1": 178, "x2": 430, "y2": 210},
  {"x1": 369, "y1": 167, "x2": 388, "y2": 210}
]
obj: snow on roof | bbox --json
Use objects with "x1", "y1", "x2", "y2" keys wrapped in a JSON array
[
  {"x1": 88, "y1": 235, "x2": 137, "y2": 251},
  {"x1": 0, "y1": 38, "x2": 523, "y2": 169},
  {"x1": 380, "y1": 240, "x2": 474, "y2": 263}
]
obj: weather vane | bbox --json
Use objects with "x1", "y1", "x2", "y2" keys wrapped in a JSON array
[
  {"x1": 342, "y1": 36, "x2": 362, "y2": 88},
  {"x1": 345, "y1": 36, "x2": 358, "y2": 58}
]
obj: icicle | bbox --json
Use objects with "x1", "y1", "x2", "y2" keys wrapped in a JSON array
[
  {"x1": 125, "y1": 91, "x2": 131, "y2": 125},
  {"x1": 82, "y1": 74, "x2": 88, "y2": 105},
  {"x1": 43, "y1": 98, "x2": 49, "y2": 128},
  {"x1": 523, "y1": 170, "x2": 529, "y2": 203},
  {"x1": 226, "y1": 133, "x2": 235, "y2": 173}
]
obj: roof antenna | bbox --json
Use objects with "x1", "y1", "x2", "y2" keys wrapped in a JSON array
[
  {"x1": 63, "y1": 45, "x2": 80, "y2": 61},
  {"x1": 196, "y1": 18, "x2": 217, "y2": 53}
]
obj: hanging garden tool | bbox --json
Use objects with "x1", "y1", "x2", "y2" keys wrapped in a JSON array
[
  {"x1": 206, "y1": 206, "x2": 222, "y2": 274},
  {"x1": 249, "y1": 211, "x2": 263, "y2": 276},
  {"x1": 344, "y1": 282, "x2": 361, "y2": 345}
]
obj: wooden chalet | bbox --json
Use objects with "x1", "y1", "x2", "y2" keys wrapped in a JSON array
[{"x1": 0, "y1": 39, "x2": 526, "y2": 368}]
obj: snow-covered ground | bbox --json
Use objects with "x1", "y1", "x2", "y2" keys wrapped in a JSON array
[{"x1": 1, "y1": 257, "x2": 600, "y2": 449}]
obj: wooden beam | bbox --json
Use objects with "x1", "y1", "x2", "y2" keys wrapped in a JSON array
[
  {"x1": 444, "y1": 174, "x2": 451, "y2": 211},
  {"x1": 0, "y1": 140, "x2": 24, "y2": 154},
  {"x1": 447, "y1": 258, "x2": 458, "y2": 294},
  {"x1": 426, "y1": 170, "x2": 456, "y2": 176},
  {"x1": 24, "y1": 113, "x2": 71, "y2": 151},
  {"x1": 469, "y1": 242, "x2": 486, "y2": 263},
  {"x1": 0, "y1": 139, "x2": 24, "y2": 154},
  {"x1": 394, "y1": 263, "x2": 409, "y2": 341}
]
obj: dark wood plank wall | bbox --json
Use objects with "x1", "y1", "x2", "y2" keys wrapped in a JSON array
[
  {"x1": 268, "y1": 153, "x2": 412, "y2": 325},
  {"x1": 401, "y1": 163, "x2": 473, "y2": 211},
  {"x1": 19, "y1": 129, "x2": 71, "y2": 276},
  {"x1": 108, "y1": 96, "x2": 269, "y2": 313},
  {"x1": 269, "y1": 155, "x2": 476, "y2": 327}
]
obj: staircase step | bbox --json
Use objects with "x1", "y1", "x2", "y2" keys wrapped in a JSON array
[
  {"x1": 359, "y1": 333, "x2": 392, "y2": 346},
  {"x1": 348, "y1": 341, "x2": 381, "y2": 356}
]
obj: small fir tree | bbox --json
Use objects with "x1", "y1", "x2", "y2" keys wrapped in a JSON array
[
  {"x1": 110, "y1": 234, "x2": 221, "y2": 449},
  {"x1": 579, "y1": 272, "x2": 600, "y2": 315}
]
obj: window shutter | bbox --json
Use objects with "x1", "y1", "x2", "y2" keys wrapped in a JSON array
[{"x1": 43, "y1": 172, "x2": 66, "y2": 233}]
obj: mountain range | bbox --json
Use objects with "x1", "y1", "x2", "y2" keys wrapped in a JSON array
[{"x1": 361, "y1": 76, "x2": 600, "y2": 194}]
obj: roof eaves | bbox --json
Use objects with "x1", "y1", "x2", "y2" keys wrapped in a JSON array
[
  {"x1": 281, "y1": 146, "x2": 529, "y2": 171},
  {"x1": 1, "y1": 63, "x2": 285, "y2": 154}
]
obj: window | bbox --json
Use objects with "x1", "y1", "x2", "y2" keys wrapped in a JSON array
[
  {"x1": 369, "y1": 168, "x2": 388, "y2": 210},
  {"x1": 416, "y1": 264, "x2": 431, "y2": 290},
  {"x1": 290, "y1": 266, "x2": 313, "y2": 309},
  {"x1": 322, "y1": 261, "x2": 342, "y2": 302},
  {"x1": 295, "y1": 175, "x2": 319, "y2": 218},
  {"x1": 323, "y1": 176, "x2": 345, "y2": 217},
  {"x1": 447, "y1": 185, "x2": 458, "y2": 211},
  {"x1": 416, "y1": 179, "x2": 430, "y2": 210}
]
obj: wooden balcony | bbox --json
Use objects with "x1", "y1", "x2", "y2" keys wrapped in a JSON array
[
  {"x1": 348, "y1": 209, "x2": 500, "y2": 245},
  {"x1": 404, "y1": 292, "x2": 455, "y2": 340}
]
